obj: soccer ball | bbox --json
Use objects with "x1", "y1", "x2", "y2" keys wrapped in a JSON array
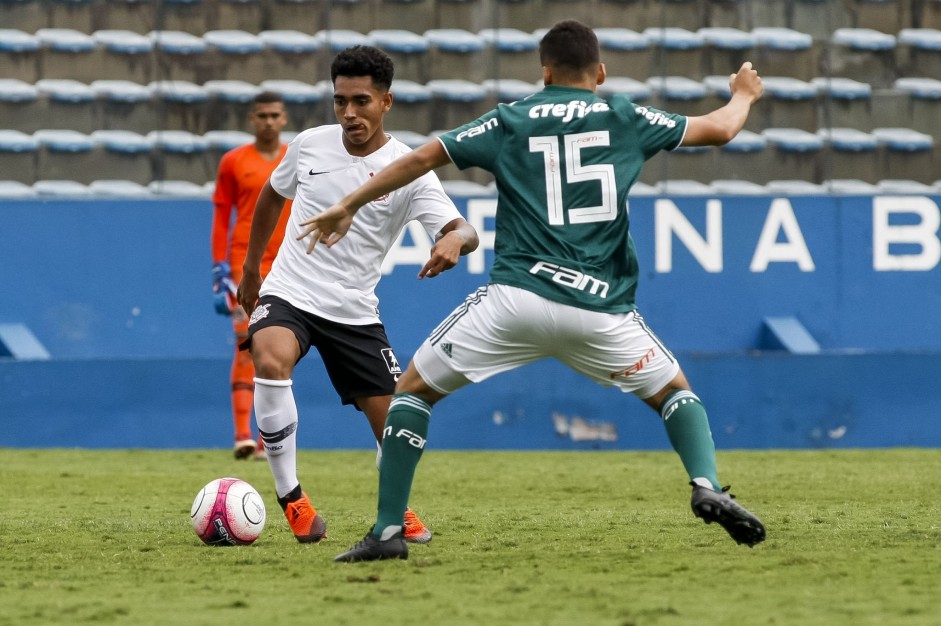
[{"x1": 191, "y1": 477, "x2": 266, "y2": 546}]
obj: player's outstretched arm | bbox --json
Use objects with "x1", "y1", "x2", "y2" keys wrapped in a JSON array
[
  {"x1": 682, "y1": 61, "x2": 763, "y2": 147},
  {"x1": 297, "y1": 140, "x2": 452, "y2": 252},
  {"x1": 237, "y1": 180, "x2": 288, "y2": 314},
  {"x1": 419, "y1": 218, "x2": 480, "y2": 279}
]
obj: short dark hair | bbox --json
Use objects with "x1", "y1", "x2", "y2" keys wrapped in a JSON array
[
  {"x1": 330, "y1": 45, "x2": 395, "y2": 91},
  {"x1": 253, "y1": 90, "x2": 284, "y2": 105},
  {"x1": 539, "y1": 20, "x2": 599, "y2": 73}
]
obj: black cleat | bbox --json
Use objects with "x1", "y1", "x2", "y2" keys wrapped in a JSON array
[
  {"x1": 334, "y1": 527, "x2": 408, "y2": 563},
  {"x1": 690, "y1": 483, "x2": 766, "y2": 547}
]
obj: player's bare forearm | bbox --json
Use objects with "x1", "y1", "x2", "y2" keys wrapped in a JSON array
[
  {"x1": 419, "y1": 219, "x2": 479, "y2": 279},
  {"x1": 297, "y1": 141, "x2": 452, "y2": 252},
  {"x1": 682, "y1": 62, "x2": 763, "y2": 147},
  {"x1": 238, "y1": 181, "x2": 286, "y2": 313}
]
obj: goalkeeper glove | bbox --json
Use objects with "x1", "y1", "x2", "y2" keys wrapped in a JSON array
[{"x1": 212, "y1": 261, "x2": 238, "y2": 316}]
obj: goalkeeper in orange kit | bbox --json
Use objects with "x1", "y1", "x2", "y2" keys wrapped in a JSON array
[{"x1": 211, "y1": 91, "x2": 292, "y2": 459}]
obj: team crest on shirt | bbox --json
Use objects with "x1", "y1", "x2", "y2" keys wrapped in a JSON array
[
  {"x1": 381, "y1": 348, "x2": 402, "y2": 375},
  {"x1": 248, "y1": 303, "x2": 271, "y2": 326},
  {"x1": 368, "y1": 172, "x2": 390, "y2": 204}
]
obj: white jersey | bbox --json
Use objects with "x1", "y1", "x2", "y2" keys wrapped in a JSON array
[{"x1": 262, "y1": 125, "x2": 461, "y2": 325}]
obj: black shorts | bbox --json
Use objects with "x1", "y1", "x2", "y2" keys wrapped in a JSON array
[{"x1": 241, "y1": 295, "x2": 402, "y2": 407}]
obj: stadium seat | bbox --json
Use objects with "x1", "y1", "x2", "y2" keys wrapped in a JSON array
[
  {"x1": 897, "y1": 28, "x2": 941, "y2": 81},
  {"x1": 148, "y1": 129, "x2": 212, "y2": 183},
  {"x1": 890, "y1": 77, "x2": 941, "y2": 135},
  {"x1": 440, "y1": 179, "x2": 496, "y2": 198},
  {"x1": 90, "y1": 129, "x2": 155, "y2": 184},
  {"x1": 89, "y1": 179, "x2": 153, "y2": 197},
  {"x1": 816, "y1": 127, "x2": 879, "y2": 183},
  {"x1": 642, "y1": 27, "x2": 705, "y2": 79},
  {"x1": 478, "y1": 28, "x2": 540, "y2": 82},
  {"x1": 204, "y1": 79, "x2": 262, "y2": 131},
  {"x1": 593, "y1": 1, "x2": 649, "y2": 35},
  {"x1": 597, "y1": 76, "x2": 653, "y2": 102},
  {"x1": 594, "y1": 28, "x2": 651, "y2": 81},
  {"x1": 646, "y1": 75, "x2": 711, "y2": 115},
  {"x1": 641, "y1": 0, "x2": 704, "y2": 31},
  {"x1": 716, "y1": 128, "x2": 770, "y2": 183},
  {"x1": 654, "y1": 179, "x2": 717, "y2": 195},
  {"x1": 387, "y1": 129, "x2": 428, "y2": 149},
  {"x1": 790, "y1": 0, "x2": 854, "y2": 40},
  {"x1": 203, "y1": 30, "x2": 266, "y2": 84},
  {"x1": 0, "y1": 129, "x2": 39, "y2": 184},
  {"x1": 764, "y1": 179, "x2": 828, "y2": 195},
  {"x1": 326, "y1": 0, "x2": 376, "y2": 33},
  {"x1": 380, "y1": 0, "x2": 435, "y2": 35},
  {"x1": 852, "y1": 0, "x2": 906, "y2": 34},
  {"x1": 369, "y1": 30, "x2": 431, "y2": 84},
  {"x1": 90, "y1": 79, "x2": 155, "y2": 134},
  {"x1": 652, "y1": 145, "x2": 716, "y2": 183},
  {"x1": 751, "y1": 27, "x2": 816, "y2": 82},
  {"x1": 98, "y1": 0, "x2": 157, "y2": 33},
  {"x1": 876, "y1": 178, "x2": 938, "y2": 194},
  {"x1": 35, "y1": 78, "x2": 97, "y2": 134},
  {"x1": 829, "y1": 28, "x2": 898, "y2": 88},
  {"x1": 0, "y1": 78, "x2": 40, "y2": 133},
  {"x1": 757, "y1": 76, "x2": 818, "y2": 132},
  {"x1": 427, "y1": 78, "x2": 489, "y2": 130},
  {"x1": 698, "y1": 27, "x2": 756, "y2": 77},
  {"x1": 258, "y1": 30, "x2": 322, "y2": 82},
  {"x1": 205, "y1": 129, "x2": 254, "y2": 153},
  {"x1": 0, "y1": 180, "x2": 38, "y2": 197},
  {"x1": 35, "y1": 28, "x2": 98, "y2": 84},
  {"x1": 32, "y1": 179, "x2": 92, "y2": 196},
  {"x1": 824, "y1": 178, "x2": 880, "y2": 194},
  {"x1": 384, "y1": 79, "x2": 433, "y2": 134},
  {"x1": 0, "y1": 28, "x2": 40, "y2": 83},
  {"x1": 149, "y1": 80, "x2": 210, "y2": 134},
  {"x1": 316, "y1": 29, "x2": 371, "y2": 54},
  {"x1": 481, "y1": 78, "x2": 538, "y2": 106},
  {"x1": 424, "y1": 29, "x2": 486, "y2": 83},
  {"x1": 149, "y1": 31, "x2": 210, "y2": 84},
  {"x1": 92, "y1": 30, "x2": 154, "y2": 84},
  {"x1": 33, "y1": 129, "x2": 96, "y2": 183},
  {"x1": 147, "y1": 179, "x2": 212, "y2": 196},
  {"x1": 710, "y1": 179, "x2": 769, "y2": 195},
  {"x1": 539, "y1": 0, "x2": 595, "y2": 26},
  {"x1": 812, "y1": 76, "x2": 872, "y2": 131},
  {"x1": 871, "y1": 127, "x2": 935, "y2": 182},
  {"x1": 259, "y1": 79, "x2": 328, "y2": 131},
  {"x1": 762, "y1": 127, "x2": 824, "y2": 183}
]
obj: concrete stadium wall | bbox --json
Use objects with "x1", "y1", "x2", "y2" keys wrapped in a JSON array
[{"x1": 1, "y1": 193, "x2": 939, "y2": 450}]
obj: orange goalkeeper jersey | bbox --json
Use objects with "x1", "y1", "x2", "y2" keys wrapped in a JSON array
[{"x1": 211, "y1": 143, "x2": 291, "y2": 278}]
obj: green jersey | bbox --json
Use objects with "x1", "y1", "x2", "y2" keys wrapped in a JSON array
[{"x1": 438, "y1": 84, "x2": 686, "y2": 313}]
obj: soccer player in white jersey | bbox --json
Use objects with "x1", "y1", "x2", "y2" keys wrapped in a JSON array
[
  {"x1": 236, "y1": 46, "x2": 479, "y2": 545},
  {"x1": 301, "y1": 20, "x2": 767, "y2": 562}
]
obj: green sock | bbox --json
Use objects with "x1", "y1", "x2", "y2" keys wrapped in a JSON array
[
  {"x1": 660, "y1": 390, "x2": 720, "y2": 491},
  {"x1": 374, "y1": 393, "x2": 431, "y2": 536}
]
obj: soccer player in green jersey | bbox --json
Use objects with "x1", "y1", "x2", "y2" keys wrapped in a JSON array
[{"x1": 301, "y1": 19, "x2": 767, "y2": 561}]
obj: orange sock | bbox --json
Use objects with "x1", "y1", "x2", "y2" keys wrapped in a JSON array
[{"x1": 232, "y1": 349, "x2": 255, "y2": 441}]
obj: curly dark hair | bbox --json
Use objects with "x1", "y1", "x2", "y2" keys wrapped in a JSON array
[{"x1": 330, "y1": 45, "x2": 395, "y2": 91}]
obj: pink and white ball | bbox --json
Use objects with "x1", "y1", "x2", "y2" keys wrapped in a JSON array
[{"x1": 191, "y1": 477, "x2": 266, "y2": 546}]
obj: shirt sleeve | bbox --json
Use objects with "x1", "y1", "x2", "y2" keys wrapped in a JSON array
[
  {"x1": 210, "y1": 150, "x2": 236, "y2": 263},
  {"x1": 268, "y1": 133, "x2": 301, "y2": 199},
  {"x1": 405, "y1": 171, "x2": 463, "y2": 239},
  {"x1": 437, "y1": 109, "x2": 503, "y2": 171},
  {"x1": 621, "y1": 97, "x2": 688, "y2": 159}
]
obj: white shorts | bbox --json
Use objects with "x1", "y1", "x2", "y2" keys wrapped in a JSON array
[{"x1": 412, "y1": 284, "x2": 680, "y2": 399}]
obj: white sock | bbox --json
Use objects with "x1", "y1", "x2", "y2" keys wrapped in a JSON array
[
  {"x1": 254, "y1": 377, "x2": 300, "y2": 499},
  {"x1": 379, "y1": 525, "x2": 402, "y2": 541},
  {"x1": 692, "y1": 477, "x2": 716, "y2": 490},
  {"x1": 375, "y1": 441, "x2": 382, "y2": 471}
]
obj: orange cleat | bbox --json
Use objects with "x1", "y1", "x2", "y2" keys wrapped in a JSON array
[
  {"x1": 283, "y1": 493, "x2": 327, "y2": 544},
  {"x1": 403, "y1": 508, "x2": 432, "y2": 544}
]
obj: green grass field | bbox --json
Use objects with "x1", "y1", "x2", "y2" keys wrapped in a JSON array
[{"x1": 2, "y1": 448, "x2": 939, "y2": 625}]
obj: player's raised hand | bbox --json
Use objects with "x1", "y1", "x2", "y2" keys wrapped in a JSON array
[
  {"x1": 297, "y1": 204, "x2": 354, "y2": 254},
  {"x1": 729, "y1": 61, "x2": 763, "y2": 102}
]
